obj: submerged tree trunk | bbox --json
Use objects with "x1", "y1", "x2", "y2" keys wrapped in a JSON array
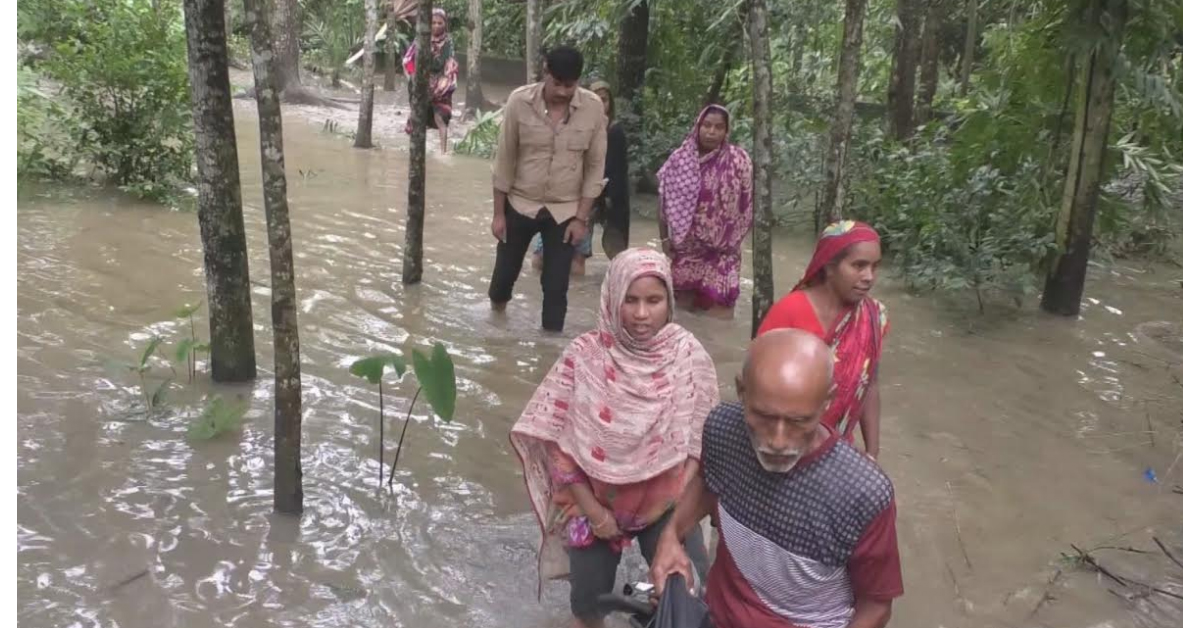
[
  {"x1": 915, "y1": 0, "x2": 941, "y2": 126},
  {"x1": 887, "y1": 0, "x2": 922, "y2": 140},
  {"x1": 355, "y1": 0, "x2": 378, "y2": 148},
  {"x1": 1042, "y1": 0, "x2": 1127, "y2": 316},
  {"x1": 747, "y1": 0, "x2": 774, "y2": 337},
  {"x1": 182, "y1": 0, "x2": 257, "y2": 383},
  {"x1": 959, "y1": 0, "x2": 978, "y2": 96},
  {"x1": 403, "y1": 0, "x2": 432, "y2": 284},
  {"x1": 525, "y1": 0, "x2": 543, "y2": 84},
  {"x1": 616, "y1": 0, "x2": 650, "y2": 103},
  {"x1": 271, "y1": 0, "x2": 302, "y2": 91},
  {"x1": 465, "y1": 0, "x2": 484, "y2": 112},
  {"x1": 243, "y1": 0, "x2": 303, "y2": 515},
  {"x1": 816, "y1": 0, "x2": 867, "y2": 231},
  {"x1": 383, "y1": 6, "x2": 397, "y2": 91}
]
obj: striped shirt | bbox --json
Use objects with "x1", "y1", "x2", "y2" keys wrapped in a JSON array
[{"x1": 701, "y1": 401, "x2": 903, "y2": 628}]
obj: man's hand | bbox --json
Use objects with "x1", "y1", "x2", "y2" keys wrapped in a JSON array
[
  {"x1": 491, "y1": 213, "x2": 507, "y2": 243},
  {"x1": 650, "y1": 531, "x2": 694, "y2": 596},
  {"x1": 564, "y1": 218, "x2": 588, "y2": 245}
]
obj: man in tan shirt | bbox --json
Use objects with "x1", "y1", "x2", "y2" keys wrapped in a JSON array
[{"x1": 488, "y1": 45, "x2": 608, "y2": 332}]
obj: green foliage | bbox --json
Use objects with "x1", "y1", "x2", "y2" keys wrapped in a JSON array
[
  {"x1": 187, "y1": 397, "x2": 248, "y2": 441},
  {"x1": 28, "y1": 0, "x2": 194, "y2": 203},
  {"x1": 852, "y1": 133, "x2": 1057, "y2": 311},
  {"x1": 453, "y1": 109, "x2": 502, "y2": 158},
  {"x1": 304, "y1": 0, "x2": 366, "y2": 87},
  {"x1": 17, "y1": 66, "x2": 80, "y2": 179},
  {"x1": 411, "y1": 344, "x2": 457, "y2": 422},
  {"x1": 349, "y1": 353, "x2": 407, "y2": 385}
]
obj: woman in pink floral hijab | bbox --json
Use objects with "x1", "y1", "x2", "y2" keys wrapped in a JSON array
[
  {"x1": 656, "y1": 104, "x2": 753, "y2": 317},
  {"x1": 510, "y1": 248, "x2": 718, "y2": 627}
]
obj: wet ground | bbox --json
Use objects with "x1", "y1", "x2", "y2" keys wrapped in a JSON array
[{"x1": 17, "y1": 87, "x2": 1183, "y2": 628}]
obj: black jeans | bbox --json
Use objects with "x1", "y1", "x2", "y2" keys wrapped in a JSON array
[{"x1": 487, "y1": 202, "x2": 575, "y2": 331}]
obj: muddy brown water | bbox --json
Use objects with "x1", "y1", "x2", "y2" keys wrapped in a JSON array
[{"x1": 18, "y1": 103, "x2": 1183, "y2": 628}]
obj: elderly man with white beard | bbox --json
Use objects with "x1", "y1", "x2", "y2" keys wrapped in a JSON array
[{"x1": 650, "y1": 329, "x2": 903, "y2": 628}]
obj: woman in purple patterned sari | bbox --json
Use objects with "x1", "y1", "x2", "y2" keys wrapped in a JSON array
[{"x1": 656, "y1": 104, "x2": 753, "y2": 317}]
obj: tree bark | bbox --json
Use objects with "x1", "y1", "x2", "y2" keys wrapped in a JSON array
[
  {"x1": 616, "y1": 0, "x2": 650, "y2": 102},
  {"x1": 182, "y1": 0, "x2": 257, "y2": 383},
  {"x1": 915, "y1": 0, "x2": 941, "y2": 126},
  {"x1": 403, "y1": 0, "x2": 432, "y2": 284},
  {"x1": 525, "y1": 0, "x2": 543, "y2": 84},
  {"x1": 271, "y1": 0, "x2": 302, "y2": 91},
  {"x1": 1042, "y1": 0, "x2": 1127, "y2": 316},
  {"x1": 959, "y1": 0, "x2": 977, "y2": 96},
  {"x1": 243, "y1": 0, "x2": 303, "y2": 516},
  {"x1": 747, "y1": 0, "x2": 774, "y2": 338},
  {"x1": 355, "y1": 0, "x2": 378, "y2": 148},
  {"x1": 816, "y1": 0, "x2": 867, "y2": 232},
  {"x1": 887, "y1": 0, "x2": 922, "y2": 141},
  {"x1": 465, "y1": 0, "x2": 484, "y2": 112},
  {"x1": 705, "y1": 2, "x2": 748, "y2": 106},
  {"x1": 384, "y1": 6, "x2": 397, "y2": 91}
]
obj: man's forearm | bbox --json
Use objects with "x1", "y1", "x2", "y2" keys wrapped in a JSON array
[
  {"x1": 574, "y1": 196, "x2": 597, "y2": 222},
  {"x1": 493, "y1": 189, "x2": 507, "y2": 218},
  {"x1": 668, "y1": 474, "x2": 715, "y2": 541}
]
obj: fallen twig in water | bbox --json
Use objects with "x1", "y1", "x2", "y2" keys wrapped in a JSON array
[
  {"x1": 1152, "y1": 536, "x2": 1182, "y2": 568},
  {"x1": 108, "y1": 568, "x2": 149, "y2": 592},
  {"x1": 1069, "y1": 544, "x2": 1183, "y2": 601},
  {"x1": 1028, "y1": 568, "x2": 1063, "y2": 619}
]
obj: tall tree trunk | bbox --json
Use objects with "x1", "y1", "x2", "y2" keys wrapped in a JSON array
[
  {"x1": 525, "y1": 0, "x2": 543, "y2": 84},
  {"x1": 182, "y1": 0, "x2": 257, "y2": 383},
  {"x1": 403, "y1": 0, "x2": 432, "y2": 284},
  {"x1": 915, "y1": 0, "x2": 941, "y2": 126},
  {"x1": 816, "y1": 0, "x2": 867, "y2": 232},
  {"x1": 1042, "y1": 0, "x2": 1127, "y2": 316},
  {"x1": 616, "y1": 0, "x2": 650, "y2": 102},
  {"x1": 465, "y1": 0, "x2": 484, "y2": 112},
  {"x1": 705, "y1": 2, "x2": 748, "y2": 106},
  {"x1": 271, "y1": 0, "x2": 302, "y2": 91},
  {"x1": 887, "y1": 0, "x2": 922, "y2": 140},
  {"x1": 959, "y1": 0, "x2": 977, "y2": 96},
  {"x1": 244, "y1": 0, "x2": 303, "y2": 515},
  {"x1": 383, "y1": 7, "x2": 397, "y2": 91},
  {"x1": 747, "y1": 0, "x2": 774, "y2": 338},
  {"x1": 355, "y1": 0, "x2": 378, "y2": 148}
]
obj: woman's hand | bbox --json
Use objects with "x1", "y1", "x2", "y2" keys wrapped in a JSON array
[{"x1": 587, "y1": 507, "x2": 622, "y2": 540}]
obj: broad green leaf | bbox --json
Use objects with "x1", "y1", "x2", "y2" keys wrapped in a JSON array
[
  {"x1": 349, "y1": 355, "x2": 387, "y2": 384},
  {"x1": 174, "y1": 338, "x2": 196, "y2": 363},
  {"x1": 411, "y1": 343, "x2": 456, "y2": 422},
  {"x1": 140, "y1": 337, "x2": 163, "y2": 369},
  {"x1": 175, "y1": 303, "x2": 201, "y2": 319}
]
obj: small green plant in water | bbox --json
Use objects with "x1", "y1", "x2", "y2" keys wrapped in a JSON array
[
  {"x1": 349, "y1": 342, "x2": 458, "y2": 490},
  {"x1": 187, "y1": 396, "x2": 248, "y2": 441},
  {"x1": 173, "y1": 302, "x2": 210, "y2": 383},
  {"x1": 125, "y1": 337, "x2": 172, "y2": 414},
  {"x1": 453, "y1": 109, "x2": 502, "y2": 159}
]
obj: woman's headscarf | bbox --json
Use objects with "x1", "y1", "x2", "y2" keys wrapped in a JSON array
[
  {"x1": 509, "y1": 248, "x2": 719, "y2": 592},
  {"x1": 588, "y1": 80, "x2": 613, "y2": 121},
  {"x1": 797, "y1": 220, "x2": 881, "y2": 289},
  {"x1": 657, "y1": 104, "x2": 746, "y2": 248}
]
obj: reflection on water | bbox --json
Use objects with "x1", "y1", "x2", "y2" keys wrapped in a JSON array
[{"x1": 17, "y1": 106, "x2": 1182, "y2": 628}]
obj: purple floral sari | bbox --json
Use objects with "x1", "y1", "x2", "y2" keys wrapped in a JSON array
[{"x1": 656, "y1": 105, "x2": 753, "y2": 308}]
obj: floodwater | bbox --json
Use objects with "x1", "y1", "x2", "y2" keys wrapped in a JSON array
[{"x1": 17, "y1": 102, "x2": 1183, "y2": 628}]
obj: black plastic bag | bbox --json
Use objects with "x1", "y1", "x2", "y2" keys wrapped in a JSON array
[{"x1": 652, "y1": 574, "x2": 713, "y2": 628}]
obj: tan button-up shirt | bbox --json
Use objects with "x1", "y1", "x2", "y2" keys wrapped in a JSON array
[{"x1": 491, "y1": 82, "x2": 608, "y2": 223}]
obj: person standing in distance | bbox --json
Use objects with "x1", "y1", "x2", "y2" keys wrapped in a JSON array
[{"x1": 488, "y1": 45, "x2": 608, "y2": 332}]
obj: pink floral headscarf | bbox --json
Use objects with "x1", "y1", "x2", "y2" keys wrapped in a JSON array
[
  {"x1": 657, "y1": 104, "x2": 741, "y2": 248},
  {"x1": 509, "y1": 248, "x2": 719, "y2": 593}
]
